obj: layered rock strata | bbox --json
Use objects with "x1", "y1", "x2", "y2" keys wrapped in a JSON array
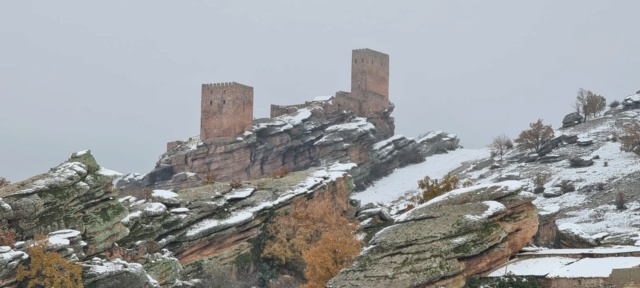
[{"x1": 328, "y1": 181, "x2": 538, "y2": 288}]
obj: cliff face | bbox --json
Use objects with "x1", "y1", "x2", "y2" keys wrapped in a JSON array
[
  {"x1": 141, "y1": 103, "x2": 459, "y2": 192},
  {"x1": 328, "y1": 181, "x2": 538, "y2": 288},
  {"x1": 145, "y1": 104, "x2": 393, "y2": 189}
]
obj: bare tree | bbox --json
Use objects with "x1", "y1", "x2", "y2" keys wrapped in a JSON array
[
  {"x1": 514, "y1": 119, "x2": 554, "y2": 152},
  {"x1": 575, "y1": 88, "x2": 607, "y2": 120},
  {"x1": 489, "y1": 134, "x2": 513, "y2": 161},
  {"x1": 0, "y1": 177, "x2": 9, "y2": 188},
  {"x1": 620, "y1": 121, "x2": 640, "y2": 155}
]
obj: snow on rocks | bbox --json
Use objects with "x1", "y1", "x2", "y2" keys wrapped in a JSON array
[
  {"x1": 548, "y1": 257, "x2": 640, "y2": 278},
  {"x1": 224, "y1": 188, "x2": 255, "y2": 201},
  {"x1": 121, "y1": 211, "x2": 143, "y2": 225},
  {"x1": 185, "y1": 211, "x2": 254, "y2": 239},
  {"x1": 170, "y1": 208, "x2": 189, "y2": 214},
  {"x1": 464, "y1": 201, "x2": 506, "y2": 222},
  {"x1": 488, "y1": 257, "x2": 577, "y2": 277},
  {"x1": 182, "y1": 162, "x2": 357, "y2": 241},
  {"x1": 83, "y1": 258, "x2": 159, "y2": 288},
  {"x1": 142, "y1": 203, "x2": 167, "y2": 217},
  {"x1": 0, "y1": 247, "x2": 27, "y2": 270},
  {"x1": 152, "y1": 190, "x2": 181, "y2": 205},
  {"x1": 47, "y1": 229, "x2": 82, "y2": 251},
  {"x1": 352, "y1": 148, "x2": 489, "y2": 211}
]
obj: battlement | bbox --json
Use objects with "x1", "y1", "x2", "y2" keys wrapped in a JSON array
[
  {"x1": 202, "y1": 82, "x2": 253, "y2": 90},
  {"x1": 353, "y1": 48, "x2": 390, "y2": 59}
]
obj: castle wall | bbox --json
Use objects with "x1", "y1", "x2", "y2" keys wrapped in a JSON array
[
  {"x1": 270, "y1": 104, "x2": 309, "y2": 118},
  {"x1": 201, "y1": 82, "x2": 253, "y2": 140}
]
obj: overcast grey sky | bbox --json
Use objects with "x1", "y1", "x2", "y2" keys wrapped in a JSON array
[{"x1": 1, "y1": 1, "x2": 639, "y2": 182}]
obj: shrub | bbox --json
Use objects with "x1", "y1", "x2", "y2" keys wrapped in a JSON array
[
  {"x1": 0, "y1": 222, "x2": 16, "y2": 246},
  {"x1": 620, "y1": 122, "x2": 640, "y2": 155},
  {"x1": 532, "y1": 172, "x2": 550, "y2": 188},
  {"x1": 615, "y1": 192, "x2": 626, "y2": 210},
  {"x1": 262, "y1": 180, "x2": 362, "y2": 285},
  {"x1": 0, "y1": 177, "x2": 9, "y2": 188},
  {"x1": 514, "y1": 119, "x2": 554, "y2": 152},
  {"x1": 610, "y1": 100, "x2": 621, "y2": 108},
  {"x1": 415, "y1": 174, "x2": 461, "y2": 204},
  {"x1": 201, "y1": 172, "x2": 217, "y2": 185},
  {"x1": 16, "y1": 235, "x2": 83, "y2": 288},
  {"x1": 271, "y1": 167, "x2": 289, "y2": 179},
  {"x1": 302, "y1": 228, "x2": 362, "y2": 288},
  {"x1": 488, "y1": 134, "x2": 513, "y2": 161},
  {"x1": 230, "y1": 179, "x2": 242, "y2": 189}
]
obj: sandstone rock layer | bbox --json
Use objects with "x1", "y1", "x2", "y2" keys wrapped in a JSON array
[{"x1": 328, "y1": 181, "x2": 538, "y2": 288}]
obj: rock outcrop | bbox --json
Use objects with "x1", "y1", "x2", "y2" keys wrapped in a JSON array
[
  {"x1": 138, "y1": 103, "x2": 459, "y2": 192},
  {"x1": 562, "y1": 112, "x2": 584, "y2": 128},
  {"x1": 0, "y1": 151, "x2": 128, "y2": 256},
  {"x1": 115, "y1": 162, "x2": 360, "y2": 278},
  {"x1": 328, "y1": 181, "x2": 538, "y2": 288}
]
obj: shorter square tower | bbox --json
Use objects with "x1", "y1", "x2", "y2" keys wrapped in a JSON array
[{"x1": 200, "y1": 82, "x2": 253, "y2": 140}]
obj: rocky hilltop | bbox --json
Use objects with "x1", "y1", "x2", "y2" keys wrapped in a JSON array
[{"x1": 133, "y1": 102, "x2": 459, "y2": 192}]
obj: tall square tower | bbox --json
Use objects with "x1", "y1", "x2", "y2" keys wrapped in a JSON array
[
  {"x1": 200, "y1": 82, "x2": 253, "y2": 140},
  {"x1": 351, "y1": 49, "x2": 389, "y2": 101}
]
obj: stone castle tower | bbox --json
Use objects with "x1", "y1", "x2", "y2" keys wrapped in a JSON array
[
  {"x1": 200, "y1": 82, "x2": 253, "y2": 140},
  {"x1": 351, "y1": 48, "x2": 389, "y2": 104},
  {"x1": 334, "y1": 48, "x2": 390, "y2": 116}
]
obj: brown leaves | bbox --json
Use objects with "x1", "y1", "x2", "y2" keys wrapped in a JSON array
[
  {"x1": 16, "y1": 235, "x2": 83, "y2": 288},
  {"x1": 262, "y1": 180, "x2": 362, "y2": 287},
  {"x1": 620, "y1": 122, "x2": 640, "y2": 155},
  {"x1": 576, "y1": 88, "x2": 607, "y2": 120},
  {"x1": 415, "y1": 174, "x2": 464, "y2": 204},
  {"x1": 514, "y1": 119, "x2": 554, "y2": 152}
]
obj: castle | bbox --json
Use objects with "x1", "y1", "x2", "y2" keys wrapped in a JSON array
[{"x1": 200, "y1": 48, "x2": 390, "y2": 141}]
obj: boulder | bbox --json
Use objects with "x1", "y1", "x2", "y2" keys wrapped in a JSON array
[
  {"x1": 623, "y1": 94, "x2": 640, "y2": 108},
  {"x1": 561, "y1": 134, "x2": 578, "y2": 144},
  {"x1": 83, "y1": 258, "x2": 159, "y2": 288},
  {"x1": 498, "y1": 172, "x2": 521, "y2": 181},
  {"x1": 576, "y1": 137, "x2": 594, "y2": 146},
  {"x1": 543, "y1": 188, "x2": 563, "y2": 198},
  {"x1": 537, "y1": 136, "x2": 563, "y2": 156},
  {"x1": 555, "y1": 223, "x2": 597, "y2": 248},
  {"x1": 562, "y1": 112, "x2": 584, "y2": 128},
  {"x1": 328, "y1": 181, "x2": 538, "y2": 288},
  {"x1": 538, "y1": 154, "x2": 563, "y2": 163},
  {"x1": 569, "y1": 156, "x2": 594, "y2": 168},
  {"x1": 142, "y1": 251, "x2": 183, "y2": 287}
]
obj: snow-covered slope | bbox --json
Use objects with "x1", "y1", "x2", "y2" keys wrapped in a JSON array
[{"x1": 351, "y1": 148, "x2": 489, "y2": 213}]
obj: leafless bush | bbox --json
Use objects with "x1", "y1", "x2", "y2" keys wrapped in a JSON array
[
  {"x1": 532, "y1": 172, "x2": 550, "y2": 188},
  {"x1": 202, "y1": 172, "x2": 217, "y2": 185},
  {"x1": 230, "y1": 179, "x2": 242, "y2": 189},
  {"x1": 615, "y1": 192, "x2": 626, "y2": 210}
]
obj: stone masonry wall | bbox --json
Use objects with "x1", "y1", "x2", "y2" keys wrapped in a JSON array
[
  {"x1": 351, "y1": 49, "x2": 389, "y2": 106},
  {"x1": 201, "y1": 82, "x2": 253, "y2": 140}
]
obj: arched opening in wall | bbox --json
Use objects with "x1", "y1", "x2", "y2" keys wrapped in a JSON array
[
  {"x1": 354, "y1": 59, "x2": 357, "y2": 63},
  {"x1": 223, "y1": 100, "x2": 226, "y2": 105},
  {"x1": 210, "y1": 100, "x2": 213, "y2": 105}
]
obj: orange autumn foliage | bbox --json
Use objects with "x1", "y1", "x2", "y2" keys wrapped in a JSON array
[
  {"x1": 262, "y1": 179, "x2": 362, "y2": 287},
  {"x1": 16, "y1": 235, "x2": 83, "y2": 288}
]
